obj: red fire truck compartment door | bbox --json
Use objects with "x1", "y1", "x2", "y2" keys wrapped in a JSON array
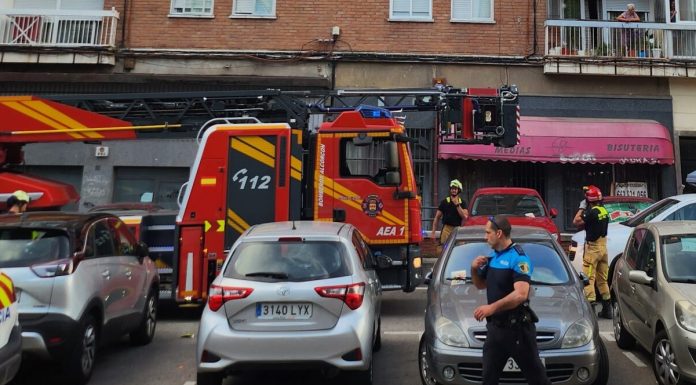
[{"x1": 177, "y1": 226, "x2": 205, "y2": 301}]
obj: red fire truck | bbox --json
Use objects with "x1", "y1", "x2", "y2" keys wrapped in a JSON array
[{"x1": 173, "y1": 86, "x2": 520, "y2": 303}]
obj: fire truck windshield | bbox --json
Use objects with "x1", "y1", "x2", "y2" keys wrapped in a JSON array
[{"x1": 340, "y1": 138, "x2": 401, "y2": 186}]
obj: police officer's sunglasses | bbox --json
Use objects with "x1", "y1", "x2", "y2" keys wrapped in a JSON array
[{"x1": 488, "y1": 216, "x2": 500, "y2": 231}]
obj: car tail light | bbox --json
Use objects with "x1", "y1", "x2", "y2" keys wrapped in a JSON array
[
  {"x1": 315, "y1": 282, "x2": 365, "y2": 310},
  {"x1": 31, "y1": 258, "x2": 76, "y2": 278},
  {"x1": 208, "y1": 285, "x2": 253, "y2": 311}
]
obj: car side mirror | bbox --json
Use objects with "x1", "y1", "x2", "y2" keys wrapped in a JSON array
[
  {"x1": 628, "y1": 270, "x2": 654, "y2": 286},
  {"x1": 136, "y1": 241, "x2": 149, "y2": 261},
  {"x1": 549, "y1": 208, "x2": 558, "y2": 218},
  {"x1": 579, "y1": 271, "x2": 590, "y2": 286},
  {"x1": 424, "y1": 270, "x2": 433, "y2": 285},
  {"x1": 375, "y1": 253, "x2": 392, "y2": 269}
]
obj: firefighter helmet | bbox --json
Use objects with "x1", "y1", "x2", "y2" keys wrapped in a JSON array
[
  {"x1": 584, "y1": 185, "x2": 603, "y2": 202},
  {"x1": 12, "y1": 190, "x2": 30, "y2": 203},
  {"x1": 449, "y1": 179, "x2": 463, "y2": 191}
]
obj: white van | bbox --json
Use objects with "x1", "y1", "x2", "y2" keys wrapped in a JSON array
[{"x1": 0, "y1": 271, "x2": 21, "y2": 385}]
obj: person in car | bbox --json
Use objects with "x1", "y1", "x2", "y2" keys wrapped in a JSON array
[
  {"x1": 470, "y1": 215, "x2": 550, "y2": 385},
  {"x1": 430, "y1": 179, "x2": 469, "y2": 246},
  {"x1": 573, "y1": 185, "x2": 612, "y2": 319},
  {"x1": 4, "y1": 190, "x2": 30, "y2": 214}
]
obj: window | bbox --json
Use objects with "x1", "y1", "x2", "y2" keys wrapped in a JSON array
[
  {"x1": 232, "y1": 0, "x2": 275, "y2": 17},
  {"x1": 114, "y1": 167, "x2": 189, "y2": 210},
  {"x1": 635, "y1": 231, "x2": 656, "y2": 275},
  {"x1": 110, "y1": 218, "x2": 137, "y2": 256},
  {"x1": 86, "y1": 221, "x2": 115, "y2": 258},
  {"x1": 352, "y1": 231, "x2": 376, "y2": 269},
  {"x1": 452, "y1": 0, "x2": 493, "y2": 22},
  {"x1": 664, "y1": 203, "x2": 696, "y2": 221},
  {"x1": 170, "y1": 0, "x2": 213, "y2": 16},
  {"x1": 340, "y1": 138, "x2": 401, "y2": 186},
  {"x1": 624, "y1": 228, "x2": 645, "y2": 269},
  {"x1": 391, "y1": 0, "x2": 432, "y2": 20}
]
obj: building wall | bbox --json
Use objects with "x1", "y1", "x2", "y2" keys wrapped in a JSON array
[{"x1": 113, "y1": 0, "x2": 544, "y2": 56}]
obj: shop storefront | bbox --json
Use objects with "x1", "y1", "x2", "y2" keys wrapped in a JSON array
[{"x1": 438, "y1": 116, "x2": 675, "y2": 231}]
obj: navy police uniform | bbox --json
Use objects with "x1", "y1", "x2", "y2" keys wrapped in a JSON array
[{"x1": 478, "y1": 243, "x2": 550, "y2": 385}]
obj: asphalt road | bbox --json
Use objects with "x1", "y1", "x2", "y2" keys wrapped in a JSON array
[{"x1": 11, "y1": 288, "x2": 658, "y2": 385}]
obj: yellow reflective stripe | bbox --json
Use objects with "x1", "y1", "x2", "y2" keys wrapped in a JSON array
[
  {"x1": 25, "y1": 100, "x2": 105, "y2": 139},
  {"x1": 4, "y1": 101, "x2": 84, "y2": 139},
  {"x1": 231, "y1": 138, "x2": 274, "y2": 168},
  {"x1": 291, "y1": 169, "x2": 301, "y2": 181},
  {"x1": 291, "y1": 156, "x2": 302, "y2": 176},
  {"x1": 238, "y1": 136, "x2": 275, "y2": 158},
  {"x1": 226, "y1": 218, "x2": 245, "y2": 235},
  {"x1": 594, "y1": 206, "x2": 609, "y2": 220},
  {"x1": 227, "y1": 208, "x2": 251, "y2": 233}
]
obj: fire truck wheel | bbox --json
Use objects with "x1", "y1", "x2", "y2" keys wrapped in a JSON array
[
  {"x1": 130, "y1": 289, "x2": 158, "y2": 346},
  {"x1": 197, "y1": 371, "x2": 224, "y2": 385}
]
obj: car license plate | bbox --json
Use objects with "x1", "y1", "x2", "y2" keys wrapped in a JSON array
[
  {"x1": 256, "y1": 303, "x2": 312, "y2": 320},
  {"x1": 503, "y1": 357, "x2": 545, "y2": 372}
]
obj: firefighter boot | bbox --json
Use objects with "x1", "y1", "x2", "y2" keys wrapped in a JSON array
[{"x1": 598, "y1": 299, "x2": 612, "y2": 319}]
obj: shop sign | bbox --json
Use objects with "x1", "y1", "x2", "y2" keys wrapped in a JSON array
[{"x1": 614, "y1": 182, "x2": 648, "y2": 198}]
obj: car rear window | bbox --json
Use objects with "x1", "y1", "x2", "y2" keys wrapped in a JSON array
[
  {"x1": 224, "y1": 241, "x2": 352, "y2": 282},
  {"x1": 0, "y1": 228, "x2": 70, "y2": 268},
  {"x1": 443, "y1": 240, "x2": 570, "y2": 285},
  {"x1": 661, "y1": 234, "x2": 696, "y2": 283},
  {"x1": 471, "y1": 194, "x2": 546, "y2": 217}
]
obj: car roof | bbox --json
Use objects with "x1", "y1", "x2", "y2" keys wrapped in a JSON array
[
  {"x1": 0, "y1": 211, "x2": 115, "y2": 237},
  {"x1": 665, "y1": 193, "x2": 696, "y2": 203},
  {"x1": 639, "y1": 220, "x2": 696, "y2": 235},
  {"x1": 472, "y1": 187, "x2": 541, "y2": 196},
  {"x1": 243, "y1": 221, "x2": 351, "y2": 241},
  {"x1": 453, "y1": 225, "x2": 555, "y2": 241}
]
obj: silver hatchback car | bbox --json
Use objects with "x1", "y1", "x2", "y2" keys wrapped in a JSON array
[
  {"x1": 420, "y1": 226, "x2": 609, "y2": 385},
  {"x1": 196, "y1": 221, "x2": 382, "y2": 385},
  {"x1": 612, "y1": 221, "x2": 696, "y2": 385}
]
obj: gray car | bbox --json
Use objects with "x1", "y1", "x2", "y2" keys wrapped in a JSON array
[
  {"x1": 611, "y1": 221, "x2": 696, "y2": 385},
  {"x1": 420, "y1": 225, "x2": 609, "y2": 385},
  {"x1": 0, "y1": 212, "x2": 160, "y2": 385},
  {"x1": 196, "y1": 221, "x2": 382, "y2": 385}
]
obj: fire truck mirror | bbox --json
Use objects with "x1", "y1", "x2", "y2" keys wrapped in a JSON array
[
  {"x1": 352, "y1": 135, "x2": 372, "y2": 146},
  {"x1": 385, "y1": 171, "x2": 400, "y2": 185},
  {"x1": 332, "y1": 209, "x2": 346, "y2": 222},
  {"x1": 385, "y1": 142, "x2": 399, "y2": 169}
]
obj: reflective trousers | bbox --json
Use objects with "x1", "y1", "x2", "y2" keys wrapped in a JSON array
[
  {"x1": 482, "y1": 322, "x2": 551, "y2": 385},
  {"x1": 583, "y1": 237, "x2": 610, "y2": 302}
]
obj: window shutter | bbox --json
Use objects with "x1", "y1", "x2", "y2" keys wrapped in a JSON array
[
  {"x1": 60, "y1": 0, "x2": 105, "y2": 10},
  {"x1": 412, "y1": 0, "x2": 430, "y2": 16},
  {"x1": 235, "y1": 0, "x2": 255, "y2": 14},
  {"x1": 475, "y1": 0, "x2": 491, "y2": 18},
  {"x1": 393, "y1": 0, "x2": 411, "y2": 14},
  {"x1": 453, "y1": 0, "x2": 473, "y2": 19},
  {"x1": 14, "y1": 0, "x2": 58, "y2": 8}
]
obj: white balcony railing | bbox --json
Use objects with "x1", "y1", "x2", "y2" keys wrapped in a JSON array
[
  {"x1": 545, "y1": 19, "x2": 696, "y2": 60},
  {"x1": 0, "y1": 8, "x2": 119, "y2": 47}
]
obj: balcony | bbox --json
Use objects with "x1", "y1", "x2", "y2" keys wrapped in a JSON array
[
  {"x1": 0, "y1": 8, "x2": 119, "y2": 65},
  {"x1": 545, "y1": 20, "x2": 696, "y2": 77}
]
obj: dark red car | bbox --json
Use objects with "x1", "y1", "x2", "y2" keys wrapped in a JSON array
[{"x1": 464, "y1": 187, "x2": 561, "y2": 241}]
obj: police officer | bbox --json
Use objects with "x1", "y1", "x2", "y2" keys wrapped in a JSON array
[
  {"x1": 471, "y1": 215, "x2": 550, "y2": 385},
  {"x1": 430, "y1": 179, "x2": 469, "y2": 245},
  {"x1": 573, "y1": 185, "x2": 611, "y2": 319},
  {"x1": 5, "y1": 190, "x2": 30, "y2": 214}
]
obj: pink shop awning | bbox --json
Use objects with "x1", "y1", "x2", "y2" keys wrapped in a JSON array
[{"x1": 438, "y1": 116, "x2": 674, "y2": 165}]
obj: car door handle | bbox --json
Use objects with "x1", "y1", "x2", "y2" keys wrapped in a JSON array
[
  {"x1": 630, "y1": 284, "x2": 636, "y2": 294},
  {"x1": 617, "y1": 271, "x2": 623, "y2": 277},
  {"x1": 101, "y1": 270, "x2": 110, "y2": 279},
  {"x1": 125, "y1": 270, "x2": 132, "y2": 279}
]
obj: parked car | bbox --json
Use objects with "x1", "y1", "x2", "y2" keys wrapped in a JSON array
[
  {"x1": 0, "y1": 271, "x2": 21, "y2": 385},
  {"x1": 601, "y1": 196, "x2": 654, "y2": 223},
  {"x1": 0, "y1": 212, "x2": 160, "y2": 385},
  {"x1": 419, "y1": 225, "x2": 608, "y2": 385},
  {"x1": 465, "y1": 187, "x2": 560, "y2": 241},
  {"x1": 196, "y1": 221, "x2": 383, "y2": 385},
  {"x1": 569, "y1": 194, "x2": 696, "y2": 278},
  {"x1": 611, "y1": 221, "x2": 696, "y2": 385}
]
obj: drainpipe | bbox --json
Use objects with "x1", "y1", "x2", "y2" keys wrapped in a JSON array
[{"x1": 120, "y1": 0, "x2": 129, "y2": 48}]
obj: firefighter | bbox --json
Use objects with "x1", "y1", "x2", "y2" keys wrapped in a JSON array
[
  {"x1": 471, "y1": 215, "x2": 550, "y2": 385},
  {"x1": 574, "y1": 185, "x2": 611, "y2": 319},
  {"x1": 430, "y1": 179, "x2": 469, "y2": 245},
  {"x1": 5, "y1": 190, "x2": 30, "y2": 214}
]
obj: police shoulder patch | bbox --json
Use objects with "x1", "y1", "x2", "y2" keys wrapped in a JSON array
[{"x1": 518, "y1": 261, "x2": 530, "y2": 274}]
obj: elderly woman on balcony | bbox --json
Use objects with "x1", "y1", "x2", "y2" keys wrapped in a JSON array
[{"x1": 617, "y1": 4, "x2": 641, "y2": 56}]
